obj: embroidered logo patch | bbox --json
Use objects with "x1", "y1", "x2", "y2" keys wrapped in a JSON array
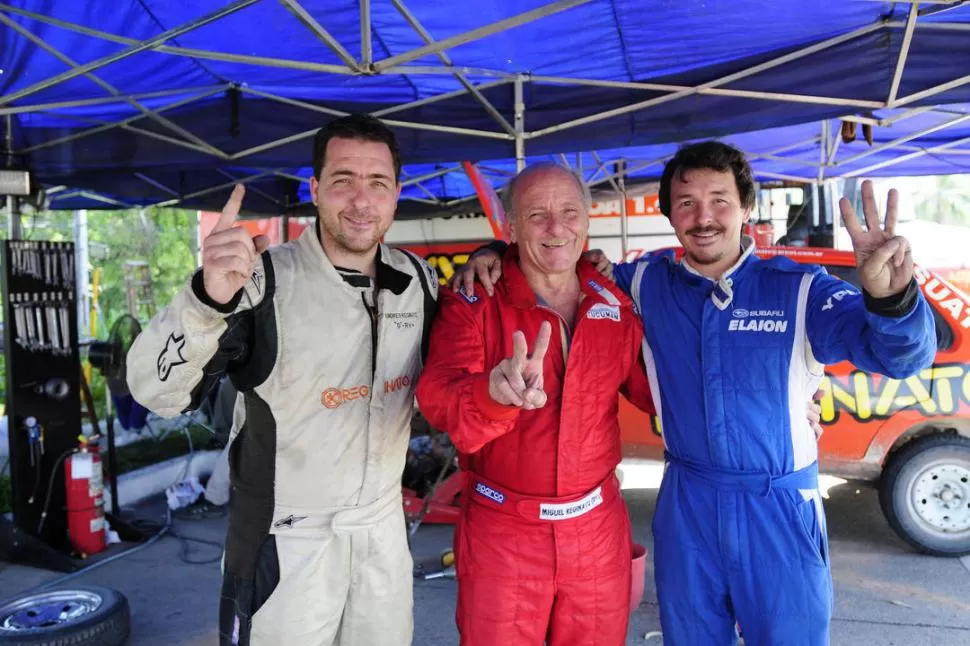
[
  {"x1": 459, "y1": 286, "x2": 479, "y2": 304},
  {"x1": 474, "y1": 482, "x2": 505, "y2": 504},
  {"x1": 587, "y1": 303, "x2": 621, "y2": 321}
]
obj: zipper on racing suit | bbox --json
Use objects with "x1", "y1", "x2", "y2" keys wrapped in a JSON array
[{"x1": 362, "y1": 292, "x2": 378, "y2": 377}]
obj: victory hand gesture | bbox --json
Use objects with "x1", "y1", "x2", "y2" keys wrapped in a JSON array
[
  {"x1": 489, "y1": 322, "x2": 552, "y2": 410},
  {"x1": 839, "y1": 179, "x2": 914, "y2": 299},
  {"x1": 201, "y1": 184, "x2": 271, "y2": 305}
]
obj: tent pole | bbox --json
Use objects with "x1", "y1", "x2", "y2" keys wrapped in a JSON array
[
  {"x1": 515, "y1": 75, "x2": 526, "y2": 173},
  {"x1": 840, "y1": 134, "x2": 970, "y2": 178},
  {"x1": 0, "y1": 12, "x2": 226, "y2": 158},
  {"x1": 529, "y1": 75, "x2": 883, "y2": 110},
  {"x1": 360, "y1": 0, "x2": 372, "y2": 68},
  {"x1": 811, "y1": 182, "x2": 820, "y2": 228},
  {"x1": 373, "y1": 0, "x2": 592, "y2": 72},
  {"x1": 373, "y1": 79, "x2": 511, "y2": 118},
  {"x1": 0, "y1": 86, "x2": 226, "y2": 117},
  {"x1": 280, "y1": 0, "x2": 361, "y2": 72},
  {"x1": 149, "y1": 169, "x2": 285, "y2": 209},
  {"x1": 818, "y1": 120, "x2": 829, "y2": 183},
  {"x1": 0, "y1": 0, "x2": 259, "y2": 106},
  {"x1": 887, "y1": 3, "x2": 920, "y2": 105},
  {"x1": 836, "y1": 113, "x2": 970, "y2": 167},
  {"x1": 19, "y1": 86, "x2": 227, "y2": 155},
  {"x1": 4, "y1": 114, "x2": 19, "y2": 240},
  {"x1": 390, "y1": 0, "x2": 516, "y2": 135},
  {"x1": 529, "y1": 22, "x2": 885, "y2": 139},
  {"x1": 893, "y1": 73, "x2": 970, "y2": 107},
  {"x1": 617, "y1": 160, "x2": 628, "y2": 259}
]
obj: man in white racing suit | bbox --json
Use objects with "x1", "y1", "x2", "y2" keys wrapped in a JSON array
[{"x1": 126, "y1": 114, "x2": 437, "y2": 646}]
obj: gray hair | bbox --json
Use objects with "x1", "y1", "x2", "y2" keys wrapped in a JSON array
[{"x1": 501, "y1": 162, "x2": 592, "y2": 220}]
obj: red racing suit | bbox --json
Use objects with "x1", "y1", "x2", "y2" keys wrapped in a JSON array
[{"x1": 416, "y1": 246, "x2": 655, "y2": 646}]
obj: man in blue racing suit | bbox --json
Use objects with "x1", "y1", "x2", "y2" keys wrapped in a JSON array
[
  {"x1": 615, "y1": 142, "x2": 935, "y2": 645},
  {"x1": 452, "y1": 141, "x2": 936, "y2": 645}
]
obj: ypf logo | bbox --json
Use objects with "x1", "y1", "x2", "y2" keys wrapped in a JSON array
[{"x1": 321, "y1": 385, "x2": 370, "y2": 409}]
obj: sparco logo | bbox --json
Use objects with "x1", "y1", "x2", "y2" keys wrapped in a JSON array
[{"x1": 474, "y1": 482, "x2": 505, "y2": 504}]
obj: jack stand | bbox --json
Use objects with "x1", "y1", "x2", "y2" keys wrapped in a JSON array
[{"x1": 0, "y1": 514, "x2": 80, "y2": 574}]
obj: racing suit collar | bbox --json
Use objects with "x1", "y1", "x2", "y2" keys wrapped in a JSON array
[
  {"x1": 680, "y1": 234, "x2": 757, "y2": 282},
  {"x1": 299, "y1": 225, "x2": 411, "y2": 295},
  {"x1": 502, "y1": 243, "x2": 632, "y2": 309},
  {"x1": 679, "y1": 235, "x2": 757, "y2": 311}
]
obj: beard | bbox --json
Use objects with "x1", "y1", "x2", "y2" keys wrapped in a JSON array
[
  {"x1": 319, "y1": 207, "x2": 387, "y2": 255},
  {"x1": 684, "y1": 225, "x2": 727, "y2": 265}
]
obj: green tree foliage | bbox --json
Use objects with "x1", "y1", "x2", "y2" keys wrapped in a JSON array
[
  {"x1": 909, "y1": 174, "x2": 970, "y2": 228},
  {"x1": 1, "y1": 207, "x2": 199, "y2": 417}
]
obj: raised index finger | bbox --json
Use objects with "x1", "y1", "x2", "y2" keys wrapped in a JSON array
[
  {"x1": 215, "y1": 184, "x2": 245, "y2": 233},
  {"x1": 530, "y1": 321, "x2": 552, "y2": 364}
]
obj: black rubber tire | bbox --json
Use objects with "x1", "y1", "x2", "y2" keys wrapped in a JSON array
[
  {"x1": 879, "y1": 433, "x2": 970, "y2": 557},
  {"x1": 0, "y1": 585, "x2": 130, "y2": 646}
]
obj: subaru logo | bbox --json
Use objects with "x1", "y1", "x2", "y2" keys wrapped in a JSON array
[{"x1": 732, "y1": 308, "x2": 749, "y2": 319}]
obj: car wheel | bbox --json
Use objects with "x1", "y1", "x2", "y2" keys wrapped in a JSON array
[
  {"x1": 0, "y1": 586, "x2": 130, "y2": 645},
  {"x1": 880, "y1": 433, "x2": 970, "y2": 557}
]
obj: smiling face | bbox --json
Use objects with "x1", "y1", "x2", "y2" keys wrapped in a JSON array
[
  {"x1": 668, "y1": 167, "x2": 751, "y2": 274},
  {"x1": 309, "y1": 136, "x2": 400, "y2": 256},
  {"x1": 509, "y1": 166, "x2": 589, "y2": 277}
]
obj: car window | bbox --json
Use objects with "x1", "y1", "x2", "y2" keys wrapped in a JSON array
[{"x1": 824, "y1": 264, "x2": 953, "y2": 352}]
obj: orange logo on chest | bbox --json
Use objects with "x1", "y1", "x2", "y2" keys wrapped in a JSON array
[{"x1": 321, "y1": 385, "x2": 370, "y2": 409}]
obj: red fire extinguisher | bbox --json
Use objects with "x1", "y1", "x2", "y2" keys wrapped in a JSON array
[{"x1": 65, "y1": 434, "x2": 107, "y2": 557}]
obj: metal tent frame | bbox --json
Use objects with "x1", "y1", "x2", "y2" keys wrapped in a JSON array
[{"x1": 2, "y1": 0, "x2": 970, "y2": 214}]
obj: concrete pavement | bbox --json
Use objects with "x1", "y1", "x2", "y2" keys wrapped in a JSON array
[{"x1": 1, "y1": 466, "x2": 968, "y2": 645}]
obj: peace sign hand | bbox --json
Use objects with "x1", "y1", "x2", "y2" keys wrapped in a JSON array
[
  {"x1": 839, "y1": 179, "x2": 914, "y2": 299},
  {"x1": 201, "y1": 184, "x2": 271, "y2": 305},
  {"x1": 488, "y1": 322, "x2": 552, "y2": 410}
]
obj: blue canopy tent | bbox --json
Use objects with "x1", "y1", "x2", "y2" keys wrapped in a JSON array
[{"x1": 1, "y1": 0, "x2": 969, "y2": 216}]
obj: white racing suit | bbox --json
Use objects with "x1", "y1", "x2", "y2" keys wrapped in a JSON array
[{"x1": 126, "y1": 226, "x2": 438, "y2": 646}]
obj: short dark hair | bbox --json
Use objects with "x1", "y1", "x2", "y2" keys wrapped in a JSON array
[
  {"x1": 658, "y1": 141, "x2": 756, "y2": 217},
  {"x1": 312, "y1": 113, "x2": 401, "y2": 182}
]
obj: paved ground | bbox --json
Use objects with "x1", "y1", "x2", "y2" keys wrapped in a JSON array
[{"x1": 2, "y1": 464, "x2": 969, "y2": 645}]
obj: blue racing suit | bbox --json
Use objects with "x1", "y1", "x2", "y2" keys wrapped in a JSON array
[{"x1": 614, "y1": 239, "x2": 936, "y2": 646}]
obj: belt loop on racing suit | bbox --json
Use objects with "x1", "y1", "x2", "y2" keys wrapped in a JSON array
[
  {"x1": 466, "y1": 473, "x2": 621, "y2": 521},
  {"x1": 663, "y1": 451, "x2": 819, "y2": 496}
]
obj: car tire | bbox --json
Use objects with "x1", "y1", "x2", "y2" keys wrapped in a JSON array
[
  {"x1": 879, "y1": 433, "x2": 970, "y2": 557},
  {"x1": 0, "y1": 586, "x2": 130, "y2": 645}
]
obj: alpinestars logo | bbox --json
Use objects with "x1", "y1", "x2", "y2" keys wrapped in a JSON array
[
  {"x1": 156, "y1": 332, "x2": 187, "y2": 381},
  {"x1": 273, "y1": 514, "x2": 307, "y2": 529}
]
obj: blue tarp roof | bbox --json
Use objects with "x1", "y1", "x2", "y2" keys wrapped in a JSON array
[{"x1": 2, "y1": 1, "x2": 969, "y2": 213}]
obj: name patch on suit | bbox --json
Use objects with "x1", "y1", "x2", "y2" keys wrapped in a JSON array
[{"x1": 538, "y1": 488, "x2": 603, "y2": 520}]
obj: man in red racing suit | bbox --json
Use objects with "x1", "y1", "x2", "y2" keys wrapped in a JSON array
[{"x1": 416, "y1": 162, "x2": 655, "y2": 645}]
